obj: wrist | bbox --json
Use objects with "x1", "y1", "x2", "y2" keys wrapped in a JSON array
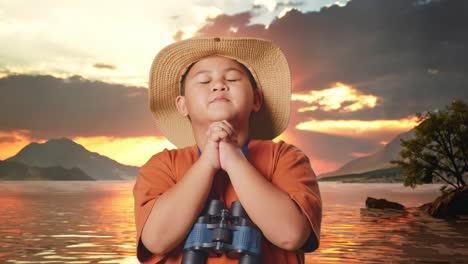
[
  {"x1": 223, "y1": 152, "x2": 247, "y2": 173},
  {"x1": 197, "y1": 153, "x2": 219, "y2": 174}
]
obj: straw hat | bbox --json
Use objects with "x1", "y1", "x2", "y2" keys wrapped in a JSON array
[{"x1": 149, "y1": 37, "x2": 291, "y2": 148}]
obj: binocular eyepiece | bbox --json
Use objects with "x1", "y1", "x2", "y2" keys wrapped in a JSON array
[{"x1": 182, "y1": 200, "x2": 262, "y2": 264}]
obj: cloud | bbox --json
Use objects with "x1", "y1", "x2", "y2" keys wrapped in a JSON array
[
  {"x1": 195, "y1": 0, "x2": 468, "y2": 120},
  {"x1": 0, "y1": 0, "x2": 240, "y2": 86},
  {"x1": 292, "y1": 82, "x2": 379, "y2": 112},
  {"x1": 0, "y1": 74, "x2": 158, "y2": 140},
  {"x1": 191, "y1": 0, "x2": 468, "y2": 173},
  {"x1": 93, "y1": 63, "x2": 117, "y2": 70},
  {"x1": 351, "y1": 151, "x2": 374, "y2": 158},
  {"x1": 0, "y1": 129, "x2": 47, "y2": 160},
  {"x1": 0, "y1": 129, "x2": 32, "y2": 144},
  {"x1": 2, "y1": 0, "x2": 468, "y2": 174},
  {"x1": 0, "y1": 1, "x2": 350, "y2": 86},
  {"x1": 295, "y1": 117, "x2": 419, "y2": 140}
]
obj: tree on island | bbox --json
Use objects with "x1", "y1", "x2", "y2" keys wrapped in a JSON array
[{"x1": 391, "y1": 100, "x2": 468, "y2": 192}]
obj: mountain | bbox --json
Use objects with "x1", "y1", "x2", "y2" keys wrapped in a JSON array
[
  {"x1": 6, "y1": 138, "x2": 139, "y2": 180},
  {"x1": 318, "y1": 167, "x2": 403, "y2": 183},
  {"x1": 0, "y1": 160, "x2": 94, "y2": 180},
  {"x1": 319, "y1": 129, "x2": 414, "y2": 178}
]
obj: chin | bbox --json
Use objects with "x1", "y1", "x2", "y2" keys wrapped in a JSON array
[{"x1": 209, "y1": 113, "x2": 234, "y2": 122}]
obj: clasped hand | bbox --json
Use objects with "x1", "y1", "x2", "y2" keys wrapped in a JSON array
[{"x1": 202, "y1": 120, "x2": 244, "y2": 171}]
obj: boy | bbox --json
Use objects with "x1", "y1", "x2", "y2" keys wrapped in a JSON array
[{"x1": 133, "y1": 37, "x2": 322, "y2": 263}]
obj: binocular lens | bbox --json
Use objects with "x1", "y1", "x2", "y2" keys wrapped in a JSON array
[{"x1": 181, "y1": 250, "x2": 207, "y2": 264}]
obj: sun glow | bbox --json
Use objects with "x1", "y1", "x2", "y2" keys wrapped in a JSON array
[
  {"x1": 0, "y1": 131, "x2": 175, "y2": 167},
  {"x1": 193, "y1": 6, "x2": 223, "y2": 20},
  {"x1": 73, "y1": 136, "x2": 175, "y2": 166},
  {"x1": 296, "y1": 117, "x2": 419, "y2": 138},
  {"x1": 0, "y1": 130, "x2": 47, "y2": 160},
  {"x1": 292, "y1": 82, "x2": 379, "y2": 112}
]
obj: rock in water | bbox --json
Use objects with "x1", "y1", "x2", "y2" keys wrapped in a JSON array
[
  {"x1": 420, "y1": 186, "x2": 468, "y2": 218},
  {"x1": 366, "y1": 197, "x2": 405, "y2": 210}
]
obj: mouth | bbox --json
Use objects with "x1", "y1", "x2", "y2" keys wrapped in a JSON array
[{"x1": 210, "y1": 97, "x2": 229, "y2": 103}]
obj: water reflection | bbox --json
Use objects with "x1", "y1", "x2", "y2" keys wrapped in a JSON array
[
  {"x1": 0, "y1": 181, "x2": 137, "y2": 263},
  {"x1": 306, "y1": 183, "x2": 468, "y2": 264},
  {"x1": 0, "y1": 181, "x2": 467, "y2": 263}
]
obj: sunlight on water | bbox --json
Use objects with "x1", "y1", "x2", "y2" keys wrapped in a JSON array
[
  {"x1": 0, "y1": 181, "x2": 467, "y2": 263},
  {"x1": 66, "y1": 243, "x2": 100, "y2": 248}
]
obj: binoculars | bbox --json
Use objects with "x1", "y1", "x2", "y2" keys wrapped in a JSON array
[{"x1": 182, "y1": 199, "x2": 262, "y2": 264}]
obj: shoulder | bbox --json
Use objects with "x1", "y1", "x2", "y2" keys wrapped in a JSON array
[
  {"x1": 248, "y1": 139, "x2": 310, "y2": 173},
  {"x1": 141, "y1": 145, "x2": 198, "y2": 171},
  {"x1": 249, "y1": 139, "x2": 307, "y2": 158}
]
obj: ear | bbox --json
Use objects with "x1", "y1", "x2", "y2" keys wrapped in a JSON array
[
  {"x1": 175, "y1": 95, "x2": 188, "y2": 116},
  {"x1": 252, "y1": 88, "x2": 263, "y2": 113}
]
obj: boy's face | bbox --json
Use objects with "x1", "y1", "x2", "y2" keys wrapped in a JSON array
[{"x1": 176, "y1": 55, "x2": 262, "y2": 126}]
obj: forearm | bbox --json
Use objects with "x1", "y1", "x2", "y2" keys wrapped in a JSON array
[
  {"x1": 225, "y1": 157, "x2": 311, "y2": 251},
  {"x1": 141, "y1": 156, "x2": 217, "y2": 255}
]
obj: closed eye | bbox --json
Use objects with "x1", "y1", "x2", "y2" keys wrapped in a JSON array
[{"x1": 227, "y1": 79, "x2": 239, "y2": 82}]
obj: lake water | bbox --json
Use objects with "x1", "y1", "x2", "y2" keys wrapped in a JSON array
[{"x1": 0, "y1": 181, "x2": 467, "y2": 263}]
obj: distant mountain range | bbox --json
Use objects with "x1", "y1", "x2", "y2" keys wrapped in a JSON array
[
  {"x1": 2, "y1": 138, "x2": 139, "y2": 180},
  {"x1": 319, "y1": 129, "x2": 414, "y2": 178},
  {"x1": 318, "y1": 167, "x2": 403, "y2": 183},
  {"x1": 0, "y1": 160, "x2": 94, "y2": 180}
]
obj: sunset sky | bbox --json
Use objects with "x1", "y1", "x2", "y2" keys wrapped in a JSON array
[{"x1": 1, "y1": 0, "x2": 467, "y2": 175}]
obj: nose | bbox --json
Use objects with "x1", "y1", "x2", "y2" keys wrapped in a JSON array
[{"x1": 211, "y1": 80, "x2": 229, "y2": 92}]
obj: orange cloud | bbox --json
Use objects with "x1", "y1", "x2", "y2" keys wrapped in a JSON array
[
  {"x1": 379, "y1": 140, "x2": 389, "y2": 145},
  {"x1": 292, "y1": 82, "x2": 379, "y2": 112},
  {"x1": 0, "y1": 130, "x2": 46, "y2": 160},
  {"x1": 351, "y1": 151, "x2": 374, "y2": 158},
  {"x1": 296, "y1": 117, "x2": 419, "y2": 139}
]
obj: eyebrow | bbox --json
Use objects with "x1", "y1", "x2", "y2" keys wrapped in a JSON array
[{"x1": 191, "y1": 67, "x2": 243, "y2": 79}]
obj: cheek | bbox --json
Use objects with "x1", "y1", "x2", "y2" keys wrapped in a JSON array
[
  {"x1": 233, "y1": 82, "x2": 254, "y2": 100},
  {"x1": 185, "y1": 91, "x2": 206, "y2": 108},
  {"x1": 240, "y1": 85, "x2": 255, "y2": 101},
  {"x1": 236, "y1": 92, "x2": 255, "y2": 108}
]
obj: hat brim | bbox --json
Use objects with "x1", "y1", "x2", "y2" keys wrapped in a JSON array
[{"x1": 149, "y1": 37, "x2": 291, "y2": 148}]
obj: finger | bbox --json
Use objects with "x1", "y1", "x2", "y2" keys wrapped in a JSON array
[
  {"x1": 219, "y1": 120, "x2": 235, "y2": 133},
  {"x1": 209, "y1": 130, "x2": 229, "y2": 142},
  {"x1": 206, "y1": 125, "x2": 220, "y2": 137},
  {"x1": 216, "y1": 130, "x2": 229, "y2": 139},
  {"x1": 208, "y1": 123, "x2": 223, "y2": 133},
  {"x1": 211, "y1": 126, "x2": 227, "y2": 139},
  {"x1": 222, "y1": 121, "x2": 239, "y2": 141},
  {"x1": 209, "y1": 122, "x2": 230, "y2": 132},
  {"x1": 221, "y1": 120, "x2": 236, "y2": 134},
  {"x1": 211, "y1": 122, "x2": 236, "y2": 138}
]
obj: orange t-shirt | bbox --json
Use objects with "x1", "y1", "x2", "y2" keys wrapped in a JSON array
[{"x1": 133, "y1": 139, "x2": 322, "y2": 264}]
